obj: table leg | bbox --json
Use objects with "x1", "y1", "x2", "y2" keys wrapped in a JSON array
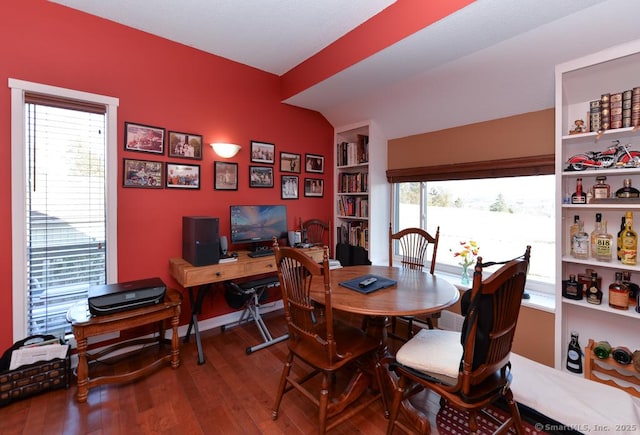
[
  {"x1": 170, "y1": 309, "x2": 180, "y2": 369},
  {"x1": 75, "y1": 334, "x2": 89, "y2": 403},
  {"x1": 184, "y1": 285, "x2": 210, "y2": 365}
]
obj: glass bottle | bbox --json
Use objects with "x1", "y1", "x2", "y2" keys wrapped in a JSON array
[
  {"x1": 566, "y1": 331, "x2": 583, "y2": 374},
  {"x1": 620, "y1": 211, "x2": 638, "y2": 266},
  {"x1": 617, "y1": 215, "x2": 626, "y2": 261},
  {"x1": 609, "y1": 271, "x2": 629, "y2": 310},
  {"x1": 569, "y1": 215, "x2": 580, "y2": 257},
  {"x1": 590, "y1": 213, "x2": 602, "y2": 259},
  {"x1": 595, "y1": 219, "x2": 612, "y2": 262},
  {"x1": 622, "y1": 271, "x2": 639, "y2": 301},
  {"x1": 586, "y1": 271, "x2": 602, "y2": 305},
  {"x1": 593, "y1": 340, "x2": 612, "y2": 359},
  {"x1": 593, "y1": 176, "x2": 611, "y2": 199},
  {"x1": 571, "y1": 178, "x2": 587, "y2": 204},
  {"x1": 562, "y1": 274, "x2": 581, "y2": 300},
  {"x1": 615, "y1": 178, "x2": 640, "y2": 198},
  {"x1": 572, "y1": 220, "x2": 589, "y2": 259}
]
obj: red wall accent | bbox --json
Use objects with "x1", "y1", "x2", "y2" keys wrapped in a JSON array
[{"x1": 0, "y1": 0, "x2": 334, "y2": 349}]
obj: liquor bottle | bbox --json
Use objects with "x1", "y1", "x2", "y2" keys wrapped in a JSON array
[
  {"x1": 562, "y1": 274, "x2": 581, "y2": 300},
  {"x1": 590, "y1": 213, "x2": 602, "y2": 259},
  {"x1": 615, "y1": 178, "x2": 640, "y2": 198},
  {"x1": 617, "y1": 215, "x2": 626, "y2": 261},
  {"x1": 571, "y1": 178, "x2": 587, "y2": 204},
  {"x1": 594, "y1": 219, "x2": 612, "y2": 262},
  {"x1": 609, "y1": 271, "x2": 629, "y2": 310},
  {"x1": 593, "y1": 176, "x2": 611, "y2": 199},
  {"x1": 586, "y1": 271, "x2": 602, "y2": 305},
  {"x1": 569, "y1": 215, "x2": 580, "y2": 257},
  {"x1": 566, "y1": 331, "x2": 583, "y2": 374},
  {"x1": 620, "y1": 211, "x2": 638, "y2": 265},
  {"x1": 572, "y1": 220, "x2": 589, "y2": 259},
  {"x1": 622, "y1": 271, "x2": 639, "y2": 301}
]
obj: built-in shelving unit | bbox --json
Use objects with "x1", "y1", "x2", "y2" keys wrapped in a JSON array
[
  {"x1": 555, "y1": 39, "x2": 640, "y2": 377},
  {"x1": 334, "y1": 121, "x2": 388, "y2": 265}
]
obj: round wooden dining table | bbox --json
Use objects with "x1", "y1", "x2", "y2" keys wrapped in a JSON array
[{"x1": 309, "y1": 264, "x2": 460, "y2": 417}]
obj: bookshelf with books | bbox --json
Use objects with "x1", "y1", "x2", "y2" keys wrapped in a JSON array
[{"x1": 334, "y1": 121, "x2": 389, "y2": 265}]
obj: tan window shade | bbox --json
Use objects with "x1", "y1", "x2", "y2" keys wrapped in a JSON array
[{"x1": 386, "y1": 154, "x2": 555, "y2": 183}]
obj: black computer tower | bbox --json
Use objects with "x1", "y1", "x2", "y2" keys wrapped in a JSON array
[{"x1": 182, "y1": 216, "x2": 220, "y2": 266}]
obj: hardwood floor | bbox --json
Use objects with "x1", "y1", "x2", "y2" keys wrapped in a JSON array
[{"x1": 0, "y1": 311, "x2": 441, "y2": 434}]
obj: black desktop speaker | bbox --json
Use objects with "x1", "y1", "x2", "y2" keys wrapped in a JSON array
[{"x1": 182, "y1": 216, "x2": 220, "y2": 266}]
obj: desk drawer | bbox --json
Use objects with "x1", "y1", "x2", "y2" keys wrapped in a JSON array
[{"x1": 246, "y1": 259, "x2": 278, "y2": 275}]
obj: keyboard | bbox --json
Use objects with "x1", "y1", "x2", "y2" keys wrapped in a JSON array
[{"x1": 248, "y1": 249, "x2": 274, "y2": 258}]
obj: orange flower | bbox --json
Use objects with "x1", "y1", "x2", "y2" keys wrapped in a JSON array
[{"x1": 451, "y1": 240, "x2": 480, "y2": 268}]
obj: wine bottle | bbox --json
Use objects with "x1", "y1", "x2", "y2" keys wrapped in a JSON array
[
  {"x1": 571, "y1": 178, "x2": 587, "y2": 204},
  {"x1": 595, "y1": 219, "x2": 612, "y2": 262},
  {"x1": 590, "y1": 213, "x2": 602, "y2": 259},
  {"x1": 572, "y1": 220, "x2": 589, "y2": 259},
  {"x1": 608, "y1": 272, "x2": 629, "y2": 310},
  {"x1": 566, "y1": 331, "x2": 583, "y2": 374},
  {"x1": 617, "y1": 215, "x2": 626, "y2": 261},
  {"x1": 620, "y1": 211, "x2": 638, "y2": 266},
  {"x1": 586, "y1": 271, "x2": 602, "y2": 305},
  {"x1": 615, "y1": 178, "x2": 640, "y2": 198},
  {"x1": 569, "y1": 215, "x2": 579, "y2": 257}
]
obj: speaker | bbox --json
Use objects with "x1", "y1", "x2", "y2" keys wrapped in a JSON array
[
  {"x1": 220, "y1": 236, "x2": 228, "y2": 256},
  {"x1": 182, "y1": 216, "x2": 220, "y2": 266}
]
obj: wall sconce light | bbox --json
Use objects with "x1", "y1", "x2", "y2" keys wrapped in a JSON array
[{"x1": 211, "y1": 142, "x2": 241, "y2": 158}]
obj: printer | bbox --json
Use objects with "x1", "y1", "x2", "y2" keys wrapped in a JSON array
[{"x1": 88, "y1": 277, "x2": 166, "y2": 316}]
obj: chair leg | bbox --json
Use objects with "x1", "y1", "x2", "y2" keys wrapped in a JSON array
[
  {"x1": 504, "y1": 388, "x2": 525, "y2": 434},
  {"x1": 318, "y1": 372, "x2": 330, "y2": 434},
  {"x1": 426, "y1": 317, "x2": 434, "y2": 330},
  {"x1": 272, "y1": 351, "x2": 294, "y2": 420},
  {"x1": 468, "y1": 409, "x2": 480, "y2": 434},
  {"x1": 386, "y1": 374, "x2": 407, "y2": 435}
]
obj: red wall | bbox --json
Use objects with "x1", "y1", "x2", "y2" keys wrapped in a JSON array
[{"x1": 0, "y1": 0, "x2": 334, "y2": 349}]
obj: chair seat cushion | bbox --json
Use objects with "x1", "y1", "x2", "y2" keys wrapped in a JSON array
[{"x1": 395, "y1": 329, "x2": 462, "y2": 385}]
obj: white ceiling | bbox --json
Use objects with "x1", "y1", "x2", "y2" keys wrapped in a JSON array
[{"x1": 51, "y1": 0, "x2": 640, "y2": 140}]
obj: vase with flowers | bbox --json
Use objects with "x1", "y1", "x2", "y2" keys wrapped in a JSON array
[{"x1": 451, "y1": 240, "x2": 480, "y2": 286}]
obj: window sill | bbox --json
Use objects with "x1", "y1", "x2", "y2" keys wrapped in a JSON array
[{"x1": 437, "y1": 272, "x2": 556, "y2": 314}]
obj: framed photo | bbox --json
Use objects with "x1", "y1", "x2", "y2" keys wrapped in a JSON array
[
  {"x1": 123, "y1": 158, "x2": 163, "y2": 188},
  {"x1": 124, "y1": 122, "x2": 165, "y2": 154},
  {"x1": 281, "y1": 175, "x2": 299, "y2": 199},
  {"x1": 305, "y1": 153, "x2": 324, "y2": 173},
  {"x1": 250, "y1": 140, "x2": 275, "y2": 164},
  {"x1": 304, "y1": 178, "x2": 324, "y2": 197},
  {"x1": 280, "y1": 152, "x2": 301, "y2": 173},
  {"x1": 249, "y1": 166, "x2": 274, "y2": 188},
  {"x1": 168, "y1": 131, "x2": 203, "y2": 160},
  {"x1": 166, "y1": 163, "x2": 200, "y2": 189},
  {"x1": 214, "y1": 161, "x2": 238, "y2": 190}
]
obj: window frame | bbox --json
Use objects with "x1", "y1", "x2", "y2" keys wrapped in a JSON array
[
  {"x1": 388, "y1": 154, "x2": 555, "y2": 294},
  {"x1": 10, "y1": 78, "x2": 119, "y2": 341}
]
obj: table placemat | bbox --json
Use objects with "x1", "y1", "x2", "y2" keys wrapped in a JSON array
[{"x1": 338, "y1": 274, "x2": 397, "y2": 294}]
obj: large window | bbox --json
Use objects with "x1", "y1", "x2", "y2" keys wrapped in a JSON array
[
  {"x1": 10, "y1": 79, "x2": 119, "y2": 340},
  {"x1": 393, "y1": 175, "x2": 555, "y2": 291}
]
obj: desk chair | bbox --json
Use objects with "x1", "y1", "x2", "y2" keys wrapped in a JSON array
[
  {"x1": 271, "y1": 240, "x2": 383, "y2": 433},
  {"x1": 388, "y1": 223, "x2": 440, "y2": 339},
  {"x1": 386, "y1": 246, "x2": 531, "y2": 435}
]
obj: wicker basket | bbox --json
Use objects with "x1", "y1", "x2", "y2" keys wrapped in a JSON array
[{"x1": 0, "y1": 348, "x2": 70, "y2": 407}]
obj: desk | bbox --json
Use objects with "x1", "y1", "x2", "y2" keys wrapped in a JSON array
[
  {"x1": 66, "y1": 288, "x2": 182, "y2": 403},
  {"x1": 310, "y1": 265, "x2": 459, "y2": 416},
  {"x1": 169, "y1": 248, "x2": 324, "y2": 364}
]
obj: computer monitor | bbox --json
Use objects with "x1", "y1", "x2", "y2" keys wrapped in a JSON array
[{"x1": 230, "y1": 205, "x2": 287, "y2": 250}]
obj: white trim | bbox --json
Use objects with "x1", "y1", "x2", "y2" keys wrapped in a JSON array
[{"x1": 9, "y1": 78, "x2": 119, "y2": 341}]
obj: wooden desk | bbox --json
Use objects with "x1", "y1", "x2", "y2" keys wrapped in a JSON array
[
  {"x1": 310, "y1": 265, "x2": 459, "y2": 418},
  {"x1": 169, "y1": 248, "x2": 324, "y2": 364},
  {"x1": 66, "y1": 288, "x2": 182, "y2": 403}
]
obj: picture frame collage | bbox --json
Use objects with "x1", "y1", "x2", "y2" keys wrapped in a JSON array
[{"x1": 123, "y1": 124, "x2": 324, "y2": 198}]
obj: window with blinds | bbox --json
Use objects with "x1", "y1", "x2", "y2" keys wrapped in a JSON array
[{"x1": 25, "y1": 95, "x2": 107, "y2": 335}]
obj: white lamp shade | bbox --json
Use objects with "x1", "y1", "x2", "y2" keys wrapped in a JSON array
[{"x1": 211, "y1": 142, "x2": 241, "y2": 158}]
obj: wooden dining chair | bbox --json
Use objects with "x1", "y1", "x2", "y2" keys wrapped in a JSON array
[
  {"x1": 271, "y1": 239, "x2": 383, "y2": 434},
  {"x1": 388, "y1": 223, "x2": 440, "y2": 339},
  {"x1": 386, "y1": 246, "x2": 531, "y2": 435},
  {"x1": 302, "y1": 218, "x2": 331, "y2": 248}
]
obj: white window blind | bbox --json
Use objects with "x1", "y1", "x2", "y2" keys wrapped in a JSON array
[{"x1": 25, "y1": 95, "x2": 107, "y2": 335}]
